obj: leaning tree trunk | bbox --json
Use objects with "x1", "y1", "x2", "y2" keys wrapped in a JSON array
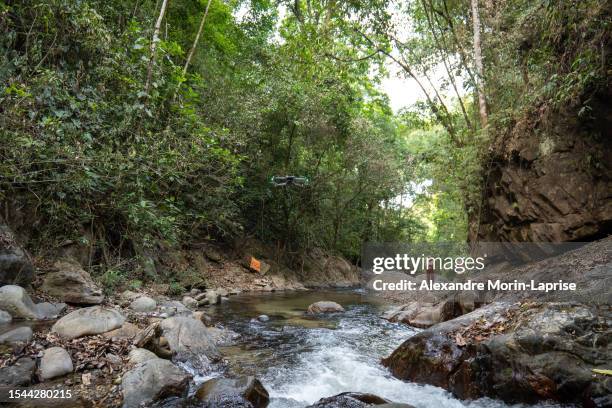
[
  {"x1": 183, "y1": 0, "x2": 213, "y2": 75},
  {"x1": 471, "y1": 0, "x2": 488, "y2": 128},
  {"x1": 145, "y1": 0, "x2": 170, "y2": 94}
]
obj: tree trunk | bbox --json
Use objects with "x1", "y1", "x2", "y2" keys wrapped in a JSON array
[
  {"x1": 471, "y1": 0, "x2": 488, "y2": 128},
  {"x1": 183, "y1": 0, "x2": 213, "y2": 75},
  {"x1": 145, "y1": 0, "x2": 170, "y2": 94}
]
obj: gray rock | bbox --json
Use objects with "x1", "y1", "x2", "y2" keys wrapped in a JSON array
[
  {"x1": 0, "y1": 310, "x2": 12, "y2": 324},
  {"x1": 160, "y1": 316, "x2": 221, "y2": 369},
  {"x1": 159, "y1": 301, "x2": 191, "y2": 316},
  {"x1": 195, "y1": 376, "x2": 269, "y2": 408},
  {"x1": 120, "y1": 290, "x2": 140, "y2": 304},
  {"x1": 257, "y1": 314, "x2": 269, "y2": 322},
  {"x1": 181, "y1": 296, "x2": 198, "y2": 310},
  {"x1": 0, "y1": 357, "x2": 36, "y2": 386},
  {"x1": 382, "y1": 300, "x2": 461, "y2": 328},
  {"x1": 40, "y1": 347, "x2": 73, "y2": 380},
  {"x1": 35, "y1": 302, "x2": 67, "y2": 319},
  {"x1": 121, "y1": 358, "x2": 191, "y2": 408},
  {"x1": 128, "y1": 348, "x2": 159, "y2": 365},
  {"x1": 0, "y1": 222, "x2": 34, "y2": 286},
  {"x1": 199, "y1": 289, "x2": 220, "y2": 306},
  {"x1": 41, "y1": 259, "x2": 104, "y2": 304},
  {"x1": 0, "y1": 285, "x2": 40, "y2": 319},
  {"x1": 52, "y1": 306, "x2": 125, "y2": 339},
  {"x1": 307, "y1": 301, "x2": 345, "y2": 314},
  {"x1": 0, "y1": 326, "x2": 33, "y2": 344},
  {"x1": 306, "y1": 392, "x2": 415, "y2": 407},
  {"x1": 130, "y1": 296, "x2": 157, "y2": 313}
]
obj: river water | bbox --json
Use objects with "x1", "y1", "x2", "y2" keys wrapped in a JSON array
[{"x1": 203, "y1": 289, "x2": 562, "y2": 408}]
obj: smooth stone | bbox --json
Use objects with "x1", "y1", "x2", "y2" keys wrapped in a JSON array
[
  {"x1": 102, "y1": 322, "x2": 141, "y2": 340},
  {"x1": 40, "y1": 347, "x2": 73, "y2": 380},
  {"x1": 0, "y1": 326, "x2": 33, "y2": 344},
  {"x1": 52, "y1": 306, "x2": 125, "y2": 339},
  {"x1": 41, "y1": 259, "x2": 104, "y2": 304},
  {"x1": 257, "y1": 314, "x2": 270, "y2": 322},
  {"x1": 160, "y1": 316, "x2": 221, "y2": 369},
  {"x1": 35, "y1": 302, "x2": 67, "y2": 319},
  {"x1": 0, "y1": 285, "x2": 40, "y2": 319},
  {"x1": 307, "y1": 301, "x2": 345, "y2": 314},
  {"x1": 130, "y1": 296, "x2": 157, "y2": 312},
  {"x1": 195, "y1": 376, "x2": 269, "y2": 408},
  {"x1": 159, "y1": 301, "x2": 191, "y2": 316},
  {"x1": 121, "y1": 358, "x2": 191, "y2": 408},
  {"x1": 306, "y1": 392, "x2": 416, "y2": 407},
  {"x1": 0, "y1": 310, "x2": 12, "y2": 324},
  {"x1": 0, "y1": 357, "x2": 36, "y2": 386},
  {"x1": 128, "y1": 348, "x2": 159, "y2": 365},
  {"x1": 181, "y1": 296, "x2": 198, "y2": 310}
]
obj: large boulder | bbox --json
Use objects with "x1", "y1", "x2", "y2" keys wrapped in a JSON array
[
  {"x1": 0, "y1": 285, "x2": 40, "y2": 319},
  {"x1": 0, "y1": 222, "x2": 34, "y2": 286},
  {"x1": 382, "y1": 302, "x2": 612, "y2": 406},
  {"x1": 51, "y1": 306, "x2": 125, "y2": 339},
  {"x1": 382, "y1": 300, "x2": 462, "y2": 328},
  {"x1": 39, "y1": 347, "x2": 73, "y2": 380},
  {"x1": 0, "y1": 357, "x2": 36, "y2": 386},
  {"x1": 307, "y1": 301, "x2": 345, "y2": 314},
  {"x1": 0, "y1": 326, "x2": 33, "y2": 344},
  {"x1": 121, "y1": 358, "x2": 191, "y2": 408},
  {"x1": 34, "y1": 302, "x2": 67, "y2": 319},
  {"x1": 195, "y1": 376, "x2": 269, "y2": 408},
  {"x1": 41, "y1": 259, "x2": 104, "y2": 304},
  {"x1": 160, "y1": 316, "x2": 220, "y2": 369},
  {"x1": 129, "y1": 296, "x2": 157, "y2": 312},
  {"x1": 306, "y1": 392, "x2": 415, "y2": 408},
  {"x1": 128, "y1": 348, "x2": 159, "y2": 365}
]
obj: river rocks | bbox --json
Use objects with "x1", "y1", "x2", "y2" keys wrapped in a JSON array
[
  {"x1": 0, "y1": 326, "x2": 33, "y2": 344},
  {"x1": 41, "y1": 259, "x2": 104, "y2": 304},
  {"x1": 257, "y1": 314, "x2": 269, "y2": 322},
  {"x1": 160, "y1": 316, "x2": 221, "y2": 368},
  {"x1": 0, "y1": 221, "x2": 34, "y2": 286},
  {"x1": 128, "y1": 348, "x2": 159, "y2": 365},
  {"x1": 103, "y1": 322, "x2": 140, "y2": 340},
  {"x1": 35, "y1": 302, "x2": 67, "y2": 319},
  {"x1": 0, "y1": 357, "x2": 36, "y2": 386},
  {"x1": 307, "y1": 301, "x2": 345, "y2": 314},
  {"x1": 193, "y1": 311, "x2": 213, "y2": 326},
  {"x1": 52, "y1": 306, "x2": 125, "y2": 339},
  {"x1": 40, "y1": 347, "x2": 73, "y2": 380},
  {"x1": 196, "y1": 289, "x2": 221, "y2": 306},
  {"x1": 121, "y1": 358, "x2": 191, "y2": 408},
  {"x1": 307, "y1": 392, "x2": 415, "y2": 408},
  {"x1": 159, "y1": 300, "x2": 191, "y2": 316},
  {"x1": 382, "y1": 302, "x2": 612, "y2": 405},
  {"x1": 0, "y1": 285, "x2": 40, "y2": 319},
  {"x1": 0, "y1": 310, "x2": 12, "y2": 324},
  {"x1": 382, "y1": 300, "x2": 462, "y2": 328},
  {"x1": 130, "y1": 296, "x2": 157, "y2": 312},
  {"x1": 195, "y1": 376, "x2": 269, "y2": 408},
  {"x1": 181, "y1": 295, "x2": 198, "y2": 310}
]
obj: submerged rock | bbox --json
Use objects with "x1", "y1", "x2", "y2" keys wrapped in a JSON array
[
  {"x1": 52, "y1": 306, "x2": 125, "y2": 339},
  {"x1": 307, "y1": 301, "x2": 345, "y2": 314},
  {"x1": 122, "y1": 358, "x2": 191, "y2": 408},
  {"x1": 195, "y1": 376, "x2": 269, "y2": 408},
  {"x1": 306, "y1": 392, "x2": 415, "y2": 407},
  {"x1": 0, "y1": 326, "x2": 33, "y2": 344},
  {"x1": 40, "y1": 347, "x2": 73, "y2": 380},
  {"x1": 382, "y1": 302, "x2": 612, "y2": 406},
  {"x1": 41, "y1": 259, "x2": 104, "y2": 304},
  {"x1": 0, "y1": 285, "x2": 40, "y2": 319}
]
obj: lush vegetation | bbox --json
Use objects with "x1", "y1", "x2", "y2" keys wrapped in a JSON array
[{"x1": 1, "y1": 0, "x2": 608, "y2": 272}]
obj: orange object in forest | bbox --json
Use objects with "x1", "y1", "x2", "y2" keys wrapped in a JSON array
[{"x1": 250, "y1": 257, "x2": 261, "y2": 272}]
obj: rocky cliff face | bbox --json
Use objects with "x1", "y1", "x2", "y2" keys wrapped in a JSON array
[{"x1": 470, "y1": 93, "x2": 612, "y2": 242}]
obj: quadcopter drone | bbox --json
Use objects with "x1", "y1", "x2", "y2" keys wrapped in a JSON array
[{"x1": 269, "y1": 175, "x2": 310, "y2": 187}]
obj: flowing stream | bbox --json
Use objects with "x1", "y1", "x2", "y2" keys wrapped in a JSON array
[{"x1": 203, "y1": 289, "x2": 562, "y2": 408}]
